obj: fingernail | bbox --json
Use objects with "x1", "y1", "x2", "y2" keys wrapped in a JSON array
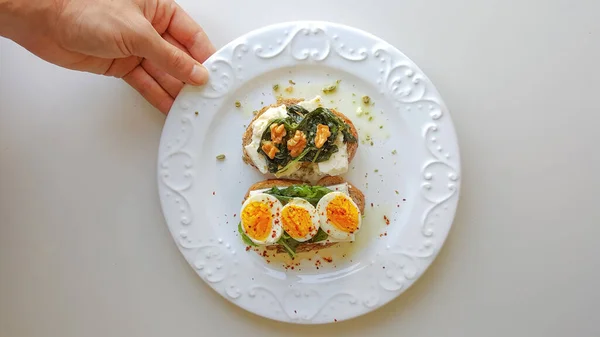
[{"x1": 189, "y1": 64, "x2": 208, "y2": 85}]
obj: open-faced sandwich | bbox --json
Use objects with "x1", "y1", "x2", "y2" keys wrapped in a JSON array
[
  {"x1": 238, "y1": 176, "x2": 365, "y2": 257},
  {"x1": 242, "y1": 96, "x2": 359, "y2": 182}
]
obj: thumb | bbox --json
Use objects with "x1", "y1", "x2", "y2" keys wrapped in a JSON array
[{"x1": 133, "y1": 26, "x2": 209, "y2": 86}]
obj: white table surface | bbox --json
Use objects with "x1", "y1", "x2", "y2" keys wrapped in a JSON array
[{"x1": 1, "y1": 0, "x2": 599, "y2": 336}]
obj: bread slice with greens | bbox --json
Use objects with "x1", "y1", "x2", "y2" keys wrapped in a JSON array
[
  {"x1": 238, "y1": 177, "x2": 365, "y2": 257},
  {"x1": 242, "y1": 96, "x2": 359, "y2": 182}
]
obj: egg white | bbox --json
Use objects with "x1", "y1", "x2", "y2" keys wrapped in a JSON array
[
  {"x1": 316, "y1": 192, "x2": 362, "y2": 241},
  {"x1": 280, "y1": 198, "x2": 320, "y2": 242},
  {"x1": 240, "y1": 194, "x2": 283, "y2": 245}
]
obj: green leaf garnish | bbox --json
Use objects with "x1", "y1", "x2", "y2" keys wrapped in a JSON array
[
  {"x1": 256, "y1": 105, "x2": 357, "y2": 173},
  {"x1": 265, "y1": 185, "x2": 332, "y2": 206},
  {"x1": 308, "y1": 228, "x2": 328, "y2": 243},
  {"x1": 238, "y1": 222, "x2": 257, "y2": 247},
  {"x1": 277, "y1": 233, "x2": 301, "y2": 258}
]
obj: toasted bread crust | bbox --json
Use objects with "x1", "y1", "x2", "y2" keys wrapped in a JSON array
[
  {"x1": 241, "y1": 97, "x2": 359, "y2": 176},
  {"x1": 244, "y1": 177, "x2": 366, "y2": 254}
]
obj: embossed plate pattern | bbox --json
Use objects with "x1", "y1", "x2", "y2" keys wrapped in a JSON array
[{"x1": 158, "y1": 21, "x2": 460, "y2": 324}]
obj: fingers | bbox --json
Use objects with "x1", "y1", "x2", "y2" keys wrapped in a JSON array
[
  {"x1": 123, "y1": 65, "x2": 174, "y2": 114},
  {"x1": 167, "y1": 3, "x2": 216, "y2": 63},
  {"x1": 103, "y1": 56, "x2": 143, "y2": 78},
  {"x1": 141, "y1": 59, "x2": 183, "y2": 98},
  {"x1": 162, "y1": 33, "x2": 191, "y2": 56},
  {"x1": 140, "y1": 33, "x2": 188, "y2": 98},
  {"x1": 132, "y1": 23, "x2": 209, "y2": 86}
]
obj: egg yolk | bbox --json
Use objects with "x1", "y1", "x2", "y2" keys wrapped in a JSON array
[
  {"x1": 326, "y1": 196, "x2": 359, "y2": 233},
  {"x1": 241, "y1": 201, "x2": 272, "y2": 241},
  {"x1": 281, "y1": 205, "x2": 313, "y2": 239}
]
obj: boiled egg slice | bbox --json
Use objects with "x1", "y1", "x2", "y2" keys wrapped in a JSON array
[
  {"x1": 240, "y1": 194, "x2": 283, "y2": 245},
  {"x1": 281, "y1": 198, "x2": 320, "y2": 242},
  {"x1": 316, "y1": 192, "x2": 362, "y2": 241}
]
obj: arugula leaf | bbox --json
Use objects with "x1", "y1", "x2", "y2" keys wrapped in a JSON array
[
  {"x1": 308, "y1": 228, "x2": 328, "y2": 243},
  {"x1": 240, "y1": 183, "x2": 335, "y2": 254},
  {"x1": 242, "y1": 184, "x2": 333, "y2": 255},
  {"x1": 266, "y1": 185, "x2": 333, "y2": 250},
  {"x1": 277, "y1": 232, "x2": 301, "y2": 258},
  {"x1": 238, "y1": 222, "x2": 257, "y2": 247},
  {"x1": 277, "y1": 227, "x2": 328, "y2": 257},
  {"x1": 265, "y1": 185, "x2": 332, "y2": 206}
]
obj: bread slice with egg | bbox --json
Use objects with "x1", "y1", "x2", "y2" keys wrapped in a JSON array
[
  {"x1": 241, "y1": 97, "x2": 359, "y2": 182},
  {"x1": 243, "y1": 176, "x2": 365, "y2": 254}
]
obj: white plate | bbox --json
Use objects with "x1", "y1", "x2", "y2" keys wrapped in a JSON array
[{"x1": 158, "y1": 21, "x2": 460, "y2": 324}]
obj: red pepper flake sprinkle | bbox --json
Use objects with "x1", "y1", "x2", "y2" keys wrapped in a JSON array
[
  {"x1": 384, "y1": 215, "x2": 390, "y2": 225},
  {"x1": 266, "y1": 259, "x2": 271, "y2": 263},
  {"x1": 334, "y1": 319, "x2": 338, "y2": 322},
  {"x1": 245, "y1": 246, "x2": 251, "y2": 251},
  {"x1": 314, "y1": 260, "x2": 322, "y2": 269},
  {"x1": 403, "y1": 198, "x2": 406, "y2": 201},
  {"x1": 323, "y1": 257, "x2": 333, "y2": 263},
  {"x1": 370, "y1": 203, "x2": 374, "y2": 207},
  {"x1": 212, "y1": 191, "x2": 215, "y2": 195},
  {"x1": 233, "y1": 214, "x2": 237, "y2": 217}
]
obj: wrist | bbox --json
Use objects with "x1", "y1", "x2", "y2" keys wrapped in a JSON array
[{"x1": 0, "y1": 0, "x2": 64, "y2": 39}]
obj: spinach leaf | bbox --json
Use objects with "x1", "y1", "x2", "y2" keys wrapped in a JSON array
[
  {"x1": 275, "y1": 147, "x2": 310, "y2": 176},
  {"x1": 286, "y1": 105, "x2": 308, "y2": 124},
  {"x1": 238, "y1": 222, "x2": 258, "y2": 247},
  {"x1": 258, "y1": 118, "x2": 293, "y2": 173},
  {"x1": 256, "y1": 105, "x2": 357, "y2": 173},
  {"x1": 294, "y1": 107, "x2": 356, "y2": 163},
  {"x1": 265, "y1": 185, "x2": 332, "y2": 206}
]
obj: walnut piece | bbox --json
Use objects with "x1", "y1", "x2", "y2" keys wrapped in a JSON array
[
  {"x1": 287, "y1": 130, "x2": 307, "y2": 158},
  {"x1": 315, "y1": 124, "x2": 331, "y2": 149},
  {"x1": 261, "y1": 141, "x2": 279, "y2": 159},
  {"x1": 270, "y1": 123, "x2": 286, "y2": 144}
]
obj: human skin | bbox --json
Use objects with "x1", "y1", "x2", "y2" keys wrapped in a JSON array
[{"x1": 0, "y1": 0, "x2": 216, "y2": 113}]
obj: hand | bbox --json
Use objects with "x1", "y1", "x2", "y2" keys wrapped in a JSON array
[{"x1": 0, "y1": 0, "x2": 216, "y2": 113}]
